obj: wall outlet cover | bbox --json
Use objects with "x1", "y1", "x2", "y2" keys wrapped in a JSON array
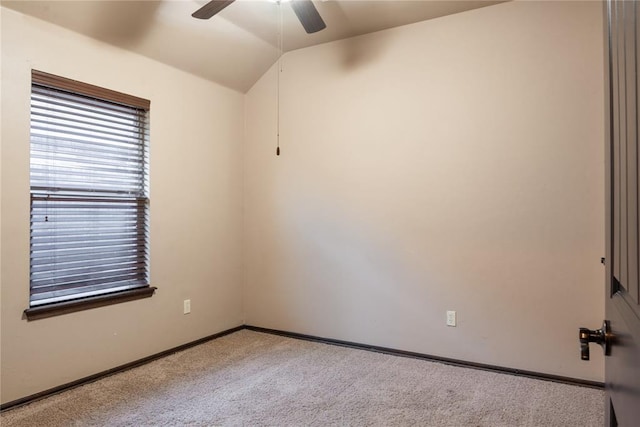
[{"x1": 446, "y1": 310, "x2": 456, "y2": 327}]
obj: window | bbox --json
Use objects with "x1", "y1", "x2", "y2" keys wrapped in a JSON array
[{"x1": 26, "y1": 70, "x2": 153, "y2": 319}]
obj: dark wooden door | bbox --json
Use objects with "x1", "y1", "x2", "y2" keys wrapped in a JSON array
[{"x1": 604, "y1": 1, "x2": 640, "y2": 426}]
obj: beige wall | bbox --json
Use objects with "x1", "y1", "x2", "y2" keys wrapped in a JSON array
[
  {"x1": 1, "y1": 0, "x2": 606, "y2": 405},
  {"x1": 244, "y1": 1, "x2": 606, "y2": 381},
  {"x1": 1, "y1": 8, "x2": 244, "y2": 404}
]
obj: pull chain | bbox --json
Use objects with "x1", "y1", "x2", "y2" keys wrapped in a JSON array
[{"x1": 276, "y1": 0, "x2": 283, "y2": 156}]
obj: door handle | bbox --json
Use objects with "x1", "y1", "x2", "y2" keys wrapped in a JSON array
[{"x1": 579, "y1": 320, "x2": 612, "y2": 360}]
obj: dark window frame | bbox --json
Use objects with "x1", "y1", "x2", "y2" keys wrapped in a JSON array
[{"x1": 25, "y1": 70, "x2": 154, "y2": 321}]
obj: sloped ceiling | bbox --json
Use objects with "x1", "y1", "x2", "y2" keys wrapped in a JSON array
[{"x1": 1, "y1": 0, "x2": 505, "y2": 93}]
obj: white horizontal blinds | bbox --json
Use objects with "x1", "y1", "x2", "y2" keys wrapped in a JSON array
[{"x1": 30, "y1": 71, "x2": 150, "y2": 306}]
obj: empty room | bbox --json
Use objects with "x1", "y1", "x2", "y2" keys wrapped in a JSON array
[{"x1": 1, "y1": 0, "x2": 638, "y2": 426}]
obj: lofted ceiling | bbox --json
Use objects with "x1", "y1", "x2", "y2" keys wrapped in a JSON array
[{"x1": 1, "y1": 0, "x2": 504, "y2": 93}]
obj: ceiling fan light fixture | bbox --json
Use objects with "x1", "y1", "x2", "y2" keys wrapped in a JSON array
[{"x1": 193, "y1": 0, "x2": 326, "y2": 34}]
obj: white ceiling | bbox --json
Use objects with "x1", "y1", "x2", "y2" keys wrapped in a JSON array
[{"x1": 1, "y1": 0, "x2": 504, "y2": 93}]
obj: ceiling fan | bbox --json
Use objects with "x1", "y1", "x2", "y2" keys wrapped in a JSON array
[{"x1": 192, "y1": 0, "x2": 327, "y2": 34}]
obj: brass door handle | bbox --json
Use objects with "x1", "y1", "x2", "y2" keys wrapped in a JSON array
[{"x1": 579, "y1": 320, "x2": 612, "y2": 360}]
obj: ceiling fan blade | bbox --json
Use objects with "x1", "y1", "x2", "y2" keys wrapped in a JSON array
[
  {"x1": 192, "y1": 0, "x2": 235, "y2": 19},
  {"x1": 290, "y1": 0, "x2": 326, "y2": 34}
]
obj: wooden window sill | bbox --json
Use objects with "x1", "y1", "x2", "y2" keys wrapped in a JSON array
[{"x1": 24, "y1": 287, "x2": 156, "y2": 321}]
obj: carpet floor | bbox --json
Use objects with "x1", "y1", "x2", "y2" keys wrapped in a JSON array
[{"x1": 1, "y1": 329, "x2": 604, "y2": 426}]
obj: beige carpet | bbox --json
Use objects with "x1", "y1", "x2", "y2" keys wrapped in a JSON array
[{"x1": 1, "y1": 330, "x2": 604, "y2": 426}]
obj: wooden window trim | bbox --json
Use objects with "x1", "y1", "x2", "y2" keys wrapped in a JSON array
[
  {"x1": 31, "y1": 70, "x2": 150, "y2": 110},
  {"x1": 27, "y1": 70, "x2": 152, "y2": 319},
  {"x1": 24, "y1": 287, "x2": 157, "y2": 321}
]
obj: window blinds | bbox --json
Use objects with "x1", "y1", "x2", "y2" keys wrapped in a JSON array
[{"x1": 30, "y1": 75, "x2": 150, "y2": 306}]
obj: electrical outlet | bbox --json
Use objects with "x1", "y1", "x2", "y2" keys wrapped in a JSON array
[
  {"x1": 446, "y1": 310, "x2": 456, "y2": 327},
  {"x1": 183, "y1": 299, "x2": 191, "y2": 314}
]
